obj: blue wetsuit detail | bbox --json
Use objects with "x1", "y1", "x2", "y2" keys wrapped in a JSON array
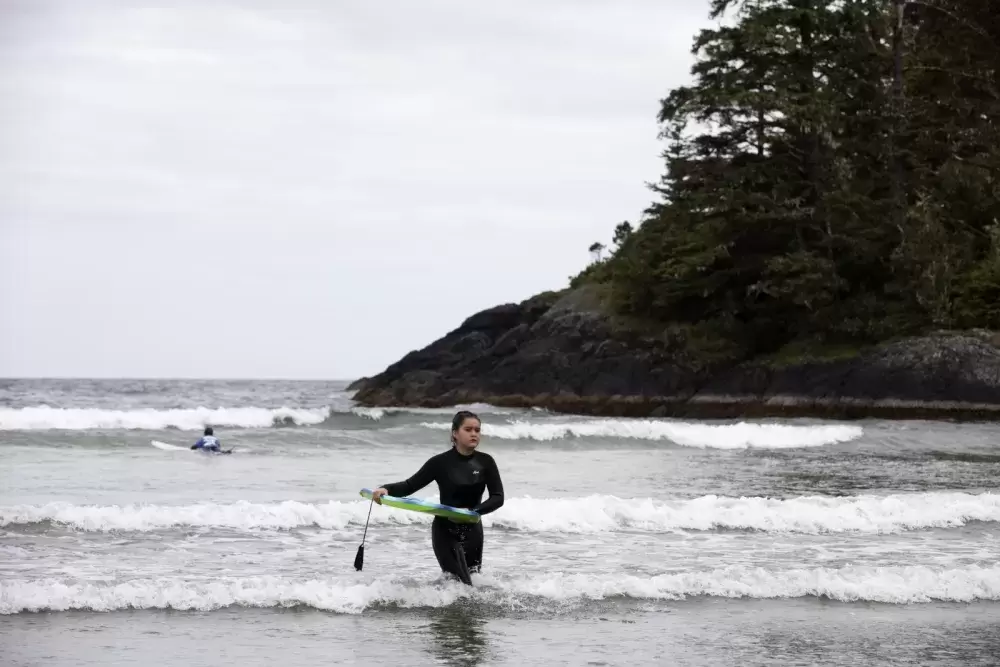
[{"x1": 191, "y1": 435, "x2": 221, "y2": 452}]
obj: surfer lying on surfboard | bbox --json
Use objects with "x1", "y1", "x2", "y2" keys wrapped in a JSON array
[
  {"x1": 190, "y1": 427, "x2": 233, "y2": 454},
  {"x1": 370, "y1": 410, "x2": 504, "y2": 585}
]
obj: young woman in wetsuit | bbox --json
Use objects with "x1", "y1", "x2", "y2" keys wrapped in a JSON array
[{"x1": 370, "y1": 410, "x2": 504, "y2": 585}]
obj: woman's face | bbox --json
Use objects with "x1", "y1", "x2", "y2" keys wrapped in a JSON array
[{"x1": 453, "y1": 417, "x2": 482, "y2": 450}]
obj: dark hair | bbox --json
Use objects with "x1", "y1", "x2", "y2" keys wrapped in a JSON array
[
  {"x1": 450, "y1": 410, "x2": 480, "y2": 443},
  {"x1": 204, "y1": 427, "x2": 214, "y2": 436}
]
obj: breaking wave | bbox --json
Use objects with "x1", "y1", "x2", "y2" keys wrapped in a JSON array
[
  {"x1": 4, "y1": 564, "x2": 999, "y2": 614},
  {"x1": 420, "y1": 419, "x2": 863, "y2": 448},
  {"x1": 0, "y1": 403, "x2": 523, "y2": 431},
  {"x1": 0, "y1": 406, "x2": 329, "y2": 431},
  {"x1": 4, "y1": 491, "x2": 997, "y2": 535},
  {"x1": 347, "y1": 403, "x2": 514, "y2": 422}
]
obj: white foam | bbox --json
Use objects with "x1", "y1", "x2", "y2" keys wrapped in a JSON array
[
  {"x1": 4, "y1": 491, "x2": 998, "y2": 534},
  {"x1": 420, "y1": 419, "x2": 863, "y2": 448},
  {"x1": 350, "y1": 407, "x2": 389, "y2": 421},
  {"x1": 502, "y1": 564, "x2": 1000, "y2": 604},
  {"x1": 4, "y1": 563, "x2": 998, "y2": 614},
  {"x1": 0, "y1": 406, "x2": 329, "y2": 431},
  {"x1": 496, "y1": 492, "x2": 1000, "y2": 533},
  {"x1": 0, "y1": 499, "x2": 413, "y2": 532},
  {"x1": 348, "y1": 403, "x2": 517, "y2": 422}
]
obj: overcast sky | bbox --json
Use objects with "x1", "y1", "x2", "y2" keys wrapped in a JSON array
[{"x1": 0, "y1": 0, "x2": 714, "y2": 380}]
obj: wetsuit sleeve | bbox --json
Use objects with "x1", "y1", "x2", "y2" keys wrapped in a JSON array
[
  {"x1": 190, "y1": 438, "x2": 204, "y2": 450},
  {"x1": 473, "y1": 455, "x2": 504, "y2": 515},
  {"x1": 381, "y1": 455, "x2": 438, "y2": 498}
]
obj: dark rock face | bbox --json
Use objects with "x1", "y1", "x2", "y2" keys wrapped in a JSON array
[{"x1": 351, "y1": 288, "x2": 1000, "y2": 421}]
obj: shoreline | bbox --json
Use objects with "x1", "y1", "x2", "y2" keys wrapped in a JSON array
[{"x1": 350, "y1": 391, "x2": 1000, "y2": 422}]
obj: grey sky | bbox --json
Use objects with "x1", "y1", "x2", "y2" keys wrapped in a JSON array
[{"x1": 0, "y1": 0, "x2": 713, "y2": 380}]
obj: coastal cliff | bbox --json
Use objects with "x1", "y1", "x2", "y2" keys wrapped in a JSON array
[
  {"x1": 352, "y1": 0, "x2": 1000, "y2": 422},
  {"x1": 350, "y1": 286, "x2": 1000, "y2": 421}
]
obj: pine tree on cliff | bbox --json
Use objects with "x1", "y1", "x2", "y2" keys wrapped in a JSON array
[
  {"x1": 892, "y1": 0, "x2": 1000, "y2": 328},
  {"x1": 613, "y1": 0, "x2": 875, "y2": 350},
  {"x1": 589, "y1": 0, "x2": 1000, "y2": 353}
]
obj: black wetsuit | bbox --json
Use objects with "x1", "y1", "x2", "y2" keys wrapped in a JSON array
[{"x1": 381, "y1": 447, "x2": 504, "y2": 585}]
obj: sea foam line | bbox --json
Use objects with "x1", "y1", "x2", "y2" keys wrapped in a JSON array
[
  {"x1": 348, "y1": 403, "x2": 515, "y2": 421},
  {"x1": 0, "y1": 406, "x2": 329, "y2": 431},
  {"x1": 419, "y1": 419, "x2": 863, "y2": 448},
  {"x1": 3, "y1": 564, "x2": 999, "y2": 614},
  {"x1": 3, "y1": 491, "x2": 997, "y2": 535}
]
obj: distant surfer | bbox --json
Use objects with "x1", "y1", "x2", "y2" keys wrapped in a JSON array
[
  {"x1": 370, "y1": 410, "x2": 504, "y2": 585},
  {"x1": 190, "y1": 427, "x2": 230, "y2": 454}
]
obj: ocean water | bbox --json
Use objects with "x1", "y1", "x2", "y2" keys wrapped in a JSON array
[{"x1": 1, "y1": 378, "x2": 999, "y2": 666}]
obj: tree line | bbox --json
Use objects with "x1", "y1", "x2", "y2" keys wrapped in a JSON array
[{"x1": 574, "y1": 0, "x2": 1000, "y2": 359}]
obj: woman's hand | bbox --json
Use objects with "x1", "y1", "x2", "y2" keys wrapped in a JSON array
[{"x1": 371, "y1": 487, "x2": 389, "y2": 504}]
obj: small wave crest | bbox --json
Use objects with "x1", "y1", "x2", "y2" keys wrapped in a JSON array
[
  {"x1": 4, "y1": 564, "x2": 998, "y2": 614},
  {"x1": 497, "y1": 491, "x2": 1000, "y2": 534},
  {"x1": 0, "y1": 406, "x2": 329, "y2": 431},
  {"x1": 0, "y1": 499, "x2": 394, "y2": 532},
  {"x1": 346, "y1": 403, "x2": 517, "y2": 422},
  {"x1": 420, "y1": 419, "x2": 863, "y2": 448},
  {"x1": 4, "y1": 491, "x2": 997, "y2": 534}
]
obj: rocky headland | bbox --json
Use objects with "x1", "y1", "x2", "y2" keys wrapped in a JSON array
[
  {"x1": 350, "y1": 0, "x2": 1000, "y2": 423},
  {"x1": 349, "y1": 286, "x2": 1000, "y2": 422}
]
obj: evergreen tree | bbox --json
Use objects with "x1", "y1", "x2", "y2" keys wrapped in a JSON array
[{"x1": 574, "y1": 0, "x2": 1000, "y2": 353}]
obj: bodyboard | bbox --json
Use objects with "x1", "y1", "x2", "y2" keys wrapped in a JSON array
[{"x1": 359, "y1": 488, "x2": 481, "y2": 524}]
